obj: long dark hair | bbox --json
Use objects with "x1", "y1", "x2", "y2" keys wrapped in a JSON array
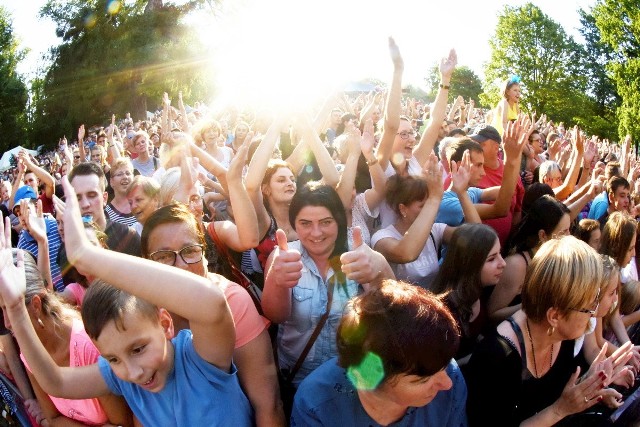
[
  {"x1": 505, "y1": 195, "x2": 569, "y2": 255},
  {"x1": 431, "y1": 224, "x2": 498, "y2": 323}
]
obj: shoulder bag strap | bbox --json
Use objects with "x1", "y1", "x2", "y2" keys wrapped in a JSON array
[
  {"x1": 285, "y1": 276, "x2": 336, "y2": 384},
  {"x1": 207, "y1": 222, "x2": 263, "y2": 313}
]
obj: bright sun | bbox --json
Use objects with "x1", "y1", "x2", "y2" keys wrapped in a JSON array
[{"x1": 192, "y1": 0, "x2": 392, "y2": 112}]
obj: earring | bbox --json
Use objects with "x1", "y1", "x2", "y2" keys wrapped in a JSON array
[
  {"x1": 547, "y1": 326, "x2": 555, "y2": 336},
  {"x1": 37, "y1": 318, "x2": 45, "y2": 328}
]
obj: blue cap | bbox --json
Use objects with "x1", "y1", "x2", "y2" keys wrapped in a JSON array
[{"x1": 13, "y1": 185, "x2": 37, "y2": 205}]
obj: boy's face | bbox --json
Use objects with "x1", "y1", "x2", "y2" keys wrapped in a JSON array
[{"x1": 95, "y1": 309, "x2": 174, "y2": 393}]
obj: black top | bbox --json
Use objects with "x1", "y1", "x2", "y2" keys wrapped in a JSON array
[{"x1": 463, "y1": 318, "x2": 577, "y2": 427}]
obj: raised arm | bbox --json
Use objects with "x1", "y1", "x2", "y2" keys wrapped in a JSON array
[
  {"x1": 19, "y1": 200, "x2": 52, "y2": 290},
  {"x1": 297, "y1": 115, "x2": 340, "y2": 187},
  {"x1": 213, "y1": 139, "x2": 259, "y2": 251},
  {"x1": 377, "y1": 37, "x2": 404, "y2": 171},
  {"x1": 106, "y1": 115, "x2": 122, "y2": 166},
  {"x1": 413, "y1": 49, "x2": 457, "y2": 166},
  {"x1": 554, "y1": 127, "x2": 584, "y2": 201},
  {"x1": 245, "y1": 118, "x2": 285, "y2": 238},
  {"x1": 474, "y1": 116, "x2": 531, "y2": 220},
  {"x1": 21, "y1": 152, "x2": 55, "y2": 200},
  {"x1": 57, "y1": 177, "x2": 235, "y2": 370},
  {"x1": 0, "y1": 217, "x2": 110, "y2": 400},
  {"x1": 77, "y1": 125, "x2": 86, "y2": 164},
  {"x1": 9, "y1": 157, "x2": 26, "y2": 212},
  {"x1": 373, "y1": 154, "x2": 444, "y2": 263},
  {"x1": 335, "y1": 125, "x2": 362, "y2": 208},
  {"x1": 262, "y1": 230, "x2": 302, "y2": 323}
]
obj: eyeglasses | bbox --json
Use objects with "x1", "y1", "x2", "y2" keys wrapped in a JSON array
[
  {"x1": 571, "y1": 288, "x2": 600, "y2": 316},
  {"x1": 148, "y1": 244, "x2": 204, "y2": 266},
  {"x1": 397, "y1": 130, "x2": 417, "y2": 140},
  {"x1": 113, "y1": 171, "x2": 133, "y2": 178}
]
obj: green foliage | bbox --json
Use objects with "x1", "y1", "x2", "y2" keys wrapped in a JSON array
[
  {"x1": 425, "y1": 65, "x2": 483, "y2": 106},
  {"x1": 483, "y1": 3, "x2": 589, "y2": 125},
  {"x1": 0, "y1": 6, "x2": 29, "y2": 152},
  {"x1": 403, "y1": 84, "x2": 430, "y2": 103},
  {"x1": 576, "y1": 8, "x2": 619, "y2": 139},
  {"x1": 591, "y1": 0, "x2": 640, "y2": 142},
  {"x1": 31, "y1": 0, "x2": 215, "y2": 148}
]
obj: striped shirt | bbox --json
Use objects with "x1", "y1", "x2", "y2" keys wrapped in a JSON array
[
  {"x1": 105, "y1": 204, "x2": 137, "y2": 227},
  {"x1": 18, "y1": 215, "x2": 63, "y2": 291}
]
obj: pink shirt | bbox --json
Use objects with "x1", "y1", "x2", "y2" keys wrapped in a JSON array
[
  {"x1": 217, "y1": 277, "x2": 270, "y2": 348},
  {"x1": 22, "y1": 318, "x2": 108, "y2": 425}
]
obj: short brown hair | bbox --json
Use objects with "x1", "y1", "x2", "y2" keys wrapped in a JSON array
[
  {"x1": 81, "y1": 280, "x2": 159, "y2": 340},
  {"x1": 337, "y1": 280, "x2": 459, "y2": 383},
  {"x1": 385, "y1": 175, "x2": 427, "y2": 216}
]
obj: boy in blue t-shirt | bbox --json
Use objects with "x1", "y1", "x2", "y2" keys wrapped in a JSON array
[{"x1": 0, "y1": 177, "x2": 252, "y2": 426}]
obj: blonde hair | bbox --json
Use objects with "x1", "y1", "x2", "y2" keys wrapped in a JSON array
[
  {"x1": 127, "y1": 175, "x2": 160, "y2": 199},
  {"x1": 158, "y1": 167, "x2": 180, "y2": 207},
  {"x1": 522, "y1": 236, "x2": 603, "y2": 322},
  {"x1": 111, "y1": 157, "x2": 133, "y2": 173}
]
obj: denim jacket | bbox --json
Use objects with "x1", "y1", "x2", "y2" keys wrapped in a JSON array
[{"x1": 277, "y1": 240, "x2": 359, "y2": 385}]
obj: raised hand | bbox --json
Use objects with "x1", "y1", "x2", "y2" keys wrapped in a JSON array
[
  {"x1": 451, "y1": 149, "x2": 471, "y2": 195},
  {"x1": 440, "y1": 48, "x2": 458, "y2": 80},
  {"x1": 228, "y1": 137, "x2": 249, "y2": 180},
  {"x1": 19, "y1": 199, "x2": 46, "y2": 243},
  {"x1": 571, "y1": 126, "x2": 585, "y2": 153},
  {"x1": 340, "y1": 226, "x2": 388, "y2": 286},
  {"x1": 503, "y1": 114, "x2": 532, "y2": 162},
  {"x1": 360, "y1": 119, "x2": 375, "y2": 158},
  {"x1": 271, "y1": 229, "x2": 302, "y2": 288},
  {"x1": 388, "y1": 36, "x2": 403, "y2": 70},
  {"x1": 56, "y1": 177, "x2": 91, "y2": 271},
  {"x1": 0, "y1": 215, "x2": 26, "y2": 310},
  {"x1": 422, "y1": 152, "x2": 444, "y2": 199},
  {"x1": 78, "y1": 124, "x2": 85, "y2": 145}
]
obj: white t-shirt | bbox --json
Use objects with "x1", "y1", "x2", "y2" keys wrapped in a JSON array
[
  {"x1": 371, "y1": 222, "x2": 446, "y2": 289},
  {"x1": 347, "y1": 192, "x2": 379, "y2": 249},
  {"x1": 378, "y1": 156, "x2": 424, "y2": 229}
]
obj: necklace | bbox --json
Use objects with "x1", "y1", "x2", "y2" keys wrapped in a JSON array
[{"x1": 525, "y1": 318, "x2": 553, "y2": 378}]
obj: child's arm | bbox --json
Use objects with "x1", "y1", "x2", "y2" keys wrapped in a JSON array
[
  {"x1": 57, "y1": 177, "x2": 236, "y2": 371},
  {"x1": 0, "y1": 218, "x2": 109, "y2": 400}
]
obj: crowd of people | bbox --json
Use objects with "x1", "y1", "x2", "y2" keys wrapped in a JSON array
[{"x1": 0, "y1": 37, "x2": 638, "y2": 426}]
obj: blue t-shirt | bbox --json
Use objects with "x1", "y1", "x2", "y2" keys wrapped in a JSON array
[
  {"x1": 98, "y1": 329, "x2": 252, "y2": 426},
  {"x1": 291, "y1": 358, "x2": 468, "y2": 427},
  {"x1": 587, "y1": 191, "x2": 608, "y2": 220},
  {"x1": 436, "y1": 188, "x2": 483, "y2": 226}
]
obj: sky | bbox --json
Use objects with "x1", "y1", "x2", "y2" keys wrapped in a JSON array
[{"x1": 1, "y1": 0, "x2": 596, "y2": 107}]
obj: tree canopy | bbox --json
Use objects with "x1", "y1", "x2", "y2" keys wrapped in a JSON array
[
  {"x1": 425, "y1": 65, "x2": 483, "y2": 106},
  {"x1": 591, "y1": 0, "x2": 640, "y2": 141},
  {"x1": 0, "y1": 6, "x2": 29, "y2": 152},
  {"x1": 31, "y1": 0, "x2": 215, "y2": 147},
  {"x1": 482, "y1": 4, "x2": 589, "y2": 123}
]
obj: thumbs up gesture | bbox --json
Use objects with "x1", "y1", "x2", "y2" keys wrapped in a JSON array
[
  {"x1": 270, "y1": 229, "x2": 303, "y2": 289},
  {"x1": 340, "y1": 227, "x2": 394, "y2": 288}
]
